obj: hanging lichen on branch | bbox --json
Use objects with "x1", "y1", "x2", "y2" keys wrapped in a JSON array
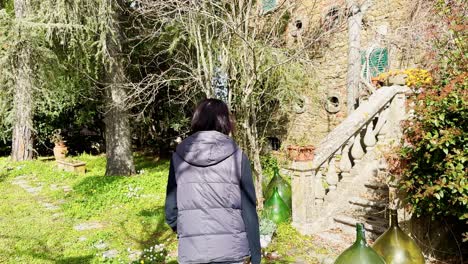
[
  {"x1": 132, "y1": 0, "x2": 315, "y2": 205},
  {"x1": 0, "y1": 0, "x2": 136, "y2": 167}
]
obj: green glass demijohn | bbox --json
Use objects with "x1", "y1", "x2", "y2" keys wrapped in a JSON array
[
  {"x1": 372, "y1": 209, "x2": 425, "y2": 264},
  {"x1": 334, "y1": 223, "x2": 386, "y2": 264},
  {"x1": 263, "y1": 187, "x2": 290, "y2": 224},
  {"x1": 265, "y1": 166, "x2": 292, "y2": 209}
]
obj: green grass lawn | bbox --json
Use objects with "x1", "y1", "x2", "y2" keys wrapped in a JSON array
[
  {"x1": 0, "y1": 154, "x2": 334, "y2": 264},
  {"x1": 0, "y1": 154, "x2": 176, "y2": 264}
]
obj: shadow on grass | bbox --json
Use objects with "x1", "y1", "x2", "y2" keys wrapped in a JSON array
[
  {"x1": 134, "y1": 155, "x2": 169, "y2": 173},
  {"x1": 125, "y1": 207, "x2": 175, "y2": 246},
  {"x1": 0, "y1": 235, "x2": 94, "y2": 263},
  {"x1": 72, "y1": 174, "x2": 125, "y2": 194},
  {"x1": 72, "y1": 155, "x2": 168, "y2": 198},
  {"x1": 55, "y1": 255, "x2": 94, "y2": 264},
  {"x1": 120, "y1": 206, "x2": 178, "y2": 263},
  {"x1": 0, "y1": 162, "x2": 13, "y2": 183},
  {"x1": 0, "y1": 173, "x2": 7, "y2": 183}
]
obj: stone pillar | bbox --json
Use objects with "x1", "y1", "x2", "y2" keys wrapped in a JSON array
[
  {"x1": 387, "y1": 92, "x2": 407, "y2": 143},
  {"x1": 290, "y1": 161, "x2": 315, "y2": 232}
]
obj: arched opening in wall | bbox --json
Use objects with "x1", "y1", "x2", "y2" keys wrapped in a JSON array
[
  {"x1": 291, "y1": 19, "x2": 304, "y2": 37},
  {"x1": 324, "y1": 92, "x2": 341, "y2": 114},
  {"x1": 362, "y1": 18, "x2": 370, "y2": 29},
  {"x1": 323, "y1": 6, "x2": 341, "y2": 31},
  {"x1": 295, "y1": 20, "x2": 303, "y2": 30},
  {"x1": 294, "y1": 96, "x2": 307, "y2": 114},
  {"x1": 267, "y1": 137, "x2": 281, "y2": 151}
]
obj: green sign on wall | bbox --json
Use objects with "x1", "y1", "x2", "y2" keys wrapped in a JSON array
[
  {"x1": 361, "y1": 48, "x2": 388, "y2": 78},
  {"x1": 262, "y1": 0, "x2": 277, "y2": 14}
]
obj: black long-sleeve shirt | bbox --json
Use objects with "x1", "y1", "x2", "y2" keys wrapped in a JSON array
[{"x1": 165, "y1": 154, "x2": 261, "y2": 264}]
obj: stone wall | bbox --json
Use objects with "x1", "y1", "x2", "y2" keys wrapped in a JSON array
[{"x1": 273, "y1": 0, "x2": 427, "y2": 149}]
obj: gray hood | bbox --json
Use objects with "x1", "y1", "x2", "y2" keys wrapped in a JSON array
[{"x1": 175, "y1": 131, "x2": 239, "y2": 167}]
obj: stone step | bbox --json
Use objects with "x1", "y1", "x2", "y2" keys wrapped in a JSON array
[
  {"x1": 349, "y1": 197, "x2": 387, "y2": 210},
  {"x1": 364, "y1": 182, "x2": 388, "y2": 190},
  {"x1": 336, "y1": 225, "x2": 382, "y2": 241},
  {"x1": 363, "y1": 188, "x2": 389, "y2": 199},
  {"x1": 333, "y1": 214, "x2": 387, "y2": 235},
  {"x1": 348, "y1": 205, "x2": 387, "y2": 219}
]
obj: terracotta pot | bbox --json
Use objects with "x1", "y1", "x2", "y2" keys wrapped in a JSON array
[
  {"x1": 53, "y1": 144, "x2": 68, "y2": 160},
  {"x1": 371, "y1": 77, "x2": 380, "y2": 86},
  {"x1": 286, "y1": 145, "x2": 300, "y2": 161},
  {"x1": 287, "y1": 145, "x2": 315, "y2": 161},
  {"x1": 298, "y1": 145, "x2": 315, "y2": 161}
]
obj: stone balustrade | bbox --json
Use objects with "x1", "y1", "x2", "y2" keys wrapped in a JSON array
[{"x1": 289, "y1": 85, "x2": 410, "y2": 233}]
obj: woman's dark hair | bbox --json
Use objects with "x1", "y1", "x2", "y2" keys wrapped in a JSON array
[{"x1": 191, "y1": 99, "x2": 233, "y2": 135}]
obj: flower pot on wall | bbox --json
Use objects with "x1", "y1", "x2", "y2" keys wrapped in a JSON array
[
  {"x1": 371, "y1": 77, "x2": 380, "y2": 86},
  {"x1": 287, "y1": 145, "x2": 315, "y2": 161},
  {"x1": 298, "y1": 145, "x2": 315, "y2": 161},
  {"x1": 286, "y1": 145, "x2": 300, "y2": 160}
]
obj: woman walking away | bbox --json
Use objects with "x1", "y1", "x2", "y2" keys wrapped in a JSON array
[{"x1": 165, "y1": 99, "x2": 261, "y2": 264}]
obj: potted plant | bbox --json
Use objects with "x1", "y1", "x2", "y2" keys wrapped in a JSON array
[
  {"x1": 50, "y1": 129, "x2": 68, "y2": 160},
  {"x1": 259, "y1": 217, "x2": 277, "y2": 248},
  {"x1": 286, "y1": 145, "x2": 300, "y2": 160},
  {"x1": 371, "y1": 76, "x2": 381, "y2": 86},
  {"x1": 286, "y1": 134, "x2": 315, "y2": 161}
]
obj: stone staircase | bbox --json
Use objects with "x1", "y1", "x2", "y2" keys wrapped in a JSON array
[
  {"x1": 332, "y1": 158, "x2": 389, "y2": 238},
  {"x1": 288, "y1": 85, "x2": 409, "y2": 238}
]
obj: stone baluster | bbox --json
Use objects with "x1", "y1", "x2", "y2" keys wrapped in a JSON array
[
  {"x1": 375, "y1": 106, "x2": 390, "y2": 141},
  {"x1": 325, "y1": 156, "x2": 339, "y2": 192},
  {"x1": 339, "y1": 143, "x2": 353, "y2": 187},
  {"x1": 379, "y1": 116, "x2": 391, "y2": 143},
  {"x1": 314, "y1": 168, "x2": 326, "y2": 205},
  {"x1": 387, "y1": 93, "x2": 407, "y2": 142},
  {"x1": 363, "y1": 121, "x2": 377, "y2": 151},
  {"x1": 351, "y1": 133, "x2": 365, "y2": 163},
  {"x1": 374, "y1": 106, "x2": 389, "y2": 131}
]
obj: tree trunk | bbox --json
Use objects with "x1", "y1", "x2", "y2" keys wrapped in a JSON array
[
  {"x1": 11, "y1": 0, "x2": 34, "y2": 161},
  {"x1": 104, "y1": 83, "x2": 135, "y2": 176},
  {"x1": 104, "y1": 2, "x2": 135, "y2": 176},
  {"x1": 244, "y1": 115, "x2": 264, "y2": 209},
  {"x1": 346, "y1": 2, "x2": 363, "y2": 114}
]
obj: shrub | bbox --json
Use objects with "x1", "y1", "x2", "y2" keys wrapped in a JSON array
[
  {"x1": 398, "y1": 74, "x2": 467, "y2": 220},
  {"x1": 377, "y1": 68, "x2": 433, "y2": 88},
  {"x1": 389, "y1": 0, "x2": 467, "y2": 242}
]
